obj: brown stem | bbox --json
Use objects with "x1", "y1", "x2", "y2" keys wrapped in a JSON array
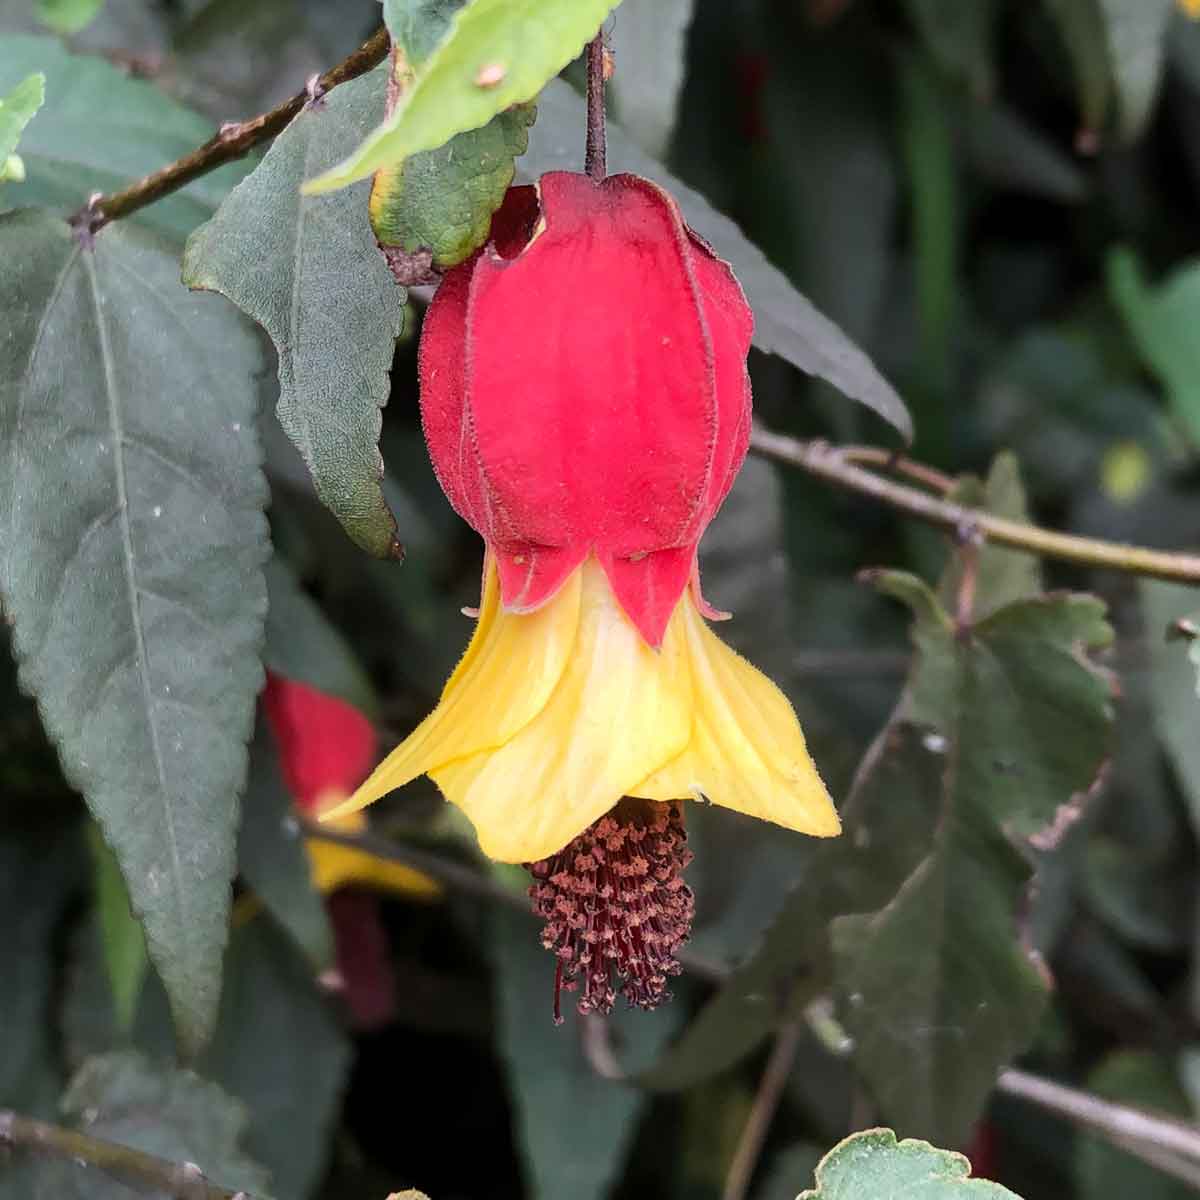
[
  {"x1": 72, "y1": 26, "x2": 391, "y2": 236},
  {"x1": 751, "y1": 426, "x2": 1200, "y2": 585},
  {"x1": 584, "y1": 31, "x2": 608, "y2": 182},
  {"x1": 0, "y1": 1111, "x2": 253, "y2": 1199},
  {"x1": 721, "y1": 1021, "x2": 804, "y2": 1200}
]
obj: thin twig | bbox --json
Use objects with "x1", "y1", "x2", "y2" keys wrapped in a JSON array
[
  {"x1": 584, "y1": 31, "x2": 608, "y2": 182},
  {"x1": 997, "y1": 1068, "x2": 1200, "y2": 1188},
  {"x1": 722, "y1": 1021, "x2": 804, "y2": 1200},
  {"x1": 72, "y1": 26, "x2": 391, "y2": 236},
  {"x1": 751, "y1": 427, "x2": 1200, "y2": 585},
  {"x1": 0, "y1": 1110, "x2": 253, "y2": 1199},
  {"x1": 838, "y1": 445, "x2": 956, "y2": 494}
]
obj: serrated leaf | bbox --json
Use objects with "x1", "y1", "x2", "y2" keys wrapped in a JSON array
[
  {"x1": 305, "y1": 0, "x2": 620, "y2": 194},
  {"x1": 609, "y1": 0, "x2": 695, "y2": 156},
  {"x1": 184, "y1": 70, "x2": 406, "y2": 559},
  {"x1": 0, "y1": 36, "x2": 248, "y2": 240},
  {"x1": 831, "y1": 818, "x2": 1047, "y2": 1145},
  {"x1": 36, "y1": 0, "x2": 104, "y2": 34},
  {"x1": 1108, "y1": 247, "x2": 1200, "y2": 444},
  {"x1": 41, "y1": 1051, "x2": 271, "y2": 1200},
  {"x1": 0, "y1": 210, "x2": 269, "y2": 1056},
  {"x1": 639, "y1": 723, "x2": 946, "y2": 1092},
  {"x1": 238, "y1": 716, "x2": 335, "y2": 971},
  {"x1": 797, "y1": 1128, "x2": 1022, "y2": 1199},
  {"x1": 0, "y1": 72, "x2": 43, "y2": 182},
  {"x1": 937, "y1": 452, "x2": 1042, "y2": 618},
  {"x1": 523, "y1": 79, "x2": 913, "y2": 441},
  {"x1": 383, "y1": 0, "x2": 466, "y2": 64},
  {"x1": 263, "y1": 553, "x2": 377, "y2": 717},
  {"x1": 370, "y1": 101, "x2": 535, "y2": 269}
]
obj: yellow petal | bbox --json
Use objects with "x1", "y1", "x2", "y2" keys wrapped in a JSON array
[
  {"x1": 1181, "y1": 0, "x2": 1200, "y2": 19},
  {"x1": 321, "y1": 556, "x2": 581, "y2": 824},
  {"x1": 633, "y1": 596, "x2": 840, "y2": 838},
  {"x1": 432, "y1": 559, "x2": 693, "y2": 863},
  {"x1": 307, "y1": 798, "x2": 439, "y2": 897}
]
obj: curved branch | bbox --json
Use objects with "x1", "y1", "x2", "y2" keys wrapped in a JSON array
[
  {"x1": 73, "y1": 26, "x2": 391, "y2": 235},
  {"x1": 751, "y1": 427, "x2": 1200, "y2": 585},
  {"x1": 0, "y1": 1111, "x2": 253, "y2": 1200}
]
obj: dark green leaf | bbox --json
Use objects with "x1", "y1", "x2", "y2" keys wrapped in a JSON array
[
  {"x1": 937, "y1": 453, "x2": 1043, "y2": 619},
  {"x1": 237, "y1": 717, "x2": 334, "y2": 971},
  {"x1": 184, "y1": 70, "x2": 406, "y2": 558},
  {"x1": 1075, "y1": 1053, "x2": 1196, "y2": 1200},
  {"x1": 0, "y1": 210, "x2": 269, "y2": 1056},
  {"x1": 609, "y1": 0, "x2": 696, "y2": 156},
  {"x1": 962, "y1": 102, "x2": 1089, "y2": 204},
  {"x1": 523, "y1": 79, "x2": 913, "y2": 442},
  {"x1": 306, "y1": 0, "x2": 621, "y2": 193},
  {"x1": 38, "y1": 1051, "x2": 272, "y2": 1200},
  {"x1": 1044, "y1": 0, "x2": 1113, "y2": 137},
  {"x1": 1141, "y1": 579, "x2": 1200, "y2": 833},
  {"x1": 0, "y1": 36, "x2": 248, "y2": 240},
  {"x1": 492, "y1": 906, "x2": 678, "y2": 1199},
  {"x1": 263, "y1": 553, "x2": 377, "y2": 717},
  {"x1": 1099, "y1": 0, "x2": 1174, "y2": 139},
  {"x1": 906, "y1": 0, "x2": 999, "y2": 96},
  {"x1": 199, "y1": 918, "x2": 351, "y2": 1200},
  {"x1": 370, "y1": 102, "x2": 535, "y2": 269},
  {"x1": 798, "y1": 1128, "x2": 1023, "y2": 1198}
]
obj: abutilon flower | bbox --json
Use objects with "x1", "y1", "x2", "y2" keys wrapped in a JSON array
[
  {"x1": 262, "y1": 673, "x2": 437, "y2": 1028},
  {"x1": 323, "y1": 171, "x2": 840, "y2": 1019}
]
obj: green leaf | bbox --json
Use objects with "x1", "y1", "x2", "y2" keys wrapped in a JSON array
[
  {"x1": 36, "y1": 0, "x2": 104, "y2": 34},
  {"x1": 1108, "y1": 247, "x2": 1200, "y2": 444},
  {"x1": 492, "y1": 906, "x2": 679, "y2": 1199},
  {"x1": 370, "y1": 101, "x2": 536, "y2": 270},
  {"x1": 1044, "y1": 0, "x2": 1113, "y2": 137},
  {"x1": 0, "y1": 210, "x2": 269, "y2": 1056},
  {"x1": 961, "y1": 103, "x2": 1090, "y2": 204},
  {"x1": 238, "y1": 716, "x2": 335, "y2": 971},
  {"x1": 905, "y1": 0, "x2": 999, "y2": 97},
  {"x1": 609, "y1": 0, "x2": 696, "y2": 156},
  {"x1": 0, "y1": 72, "x2": 43, "y2": 184},
  {"x1": 1098, "y1": 0, "x2": 1174, "y2": 140},
  {"x1": 1075, "y1": 1053, "x2": 1196, "y2": 1200},
  {"x1": 937, "y1": 453, "x2": 1042, "y2": 619},
  {"x1": 523, "y1": 79, "x2": 914, "y2": 442},
  {"x1": 831, "y1": 818, "x2": 1047, "y2": 1145},
  {"x1": 305, "y1": 0, "x2": 621, "y2": 194},
  {"x1": 0, "y1": 36, "x2": 249, "y2": 240},
  {"x1": 383, "y1": 0, "x2": 466, "y2": 64},
  {"x1": 263, "y1": 553, "x2": 378, "y2": 717},
  {"x1": 43, "y1": 1051, "x2": 272, "y2": 1199},
  {"x1": 1141, "y1": 579, "x2": 1200, "y2": 835},
  {"x1": 184, "y1": 70, "x2": 406, "y2": 559},
  {"x1": 797, "y1": 1128, "x2": 1023, "y2": 1198},
  {"x1": 87, "y1": 824, "x2": 149, "y2": 1036},
  {"x1": 0, "y1": 811, "x2": 84, "y2": 1114},
  {"x1": 199, "y1": 918, "x2": 351, "y2": 1200}
]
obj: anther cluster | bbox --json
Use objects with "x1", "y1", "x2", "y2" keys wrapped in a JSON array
[{"x1": 527, "y1": 798, "x2": 695, "y2": 1023}]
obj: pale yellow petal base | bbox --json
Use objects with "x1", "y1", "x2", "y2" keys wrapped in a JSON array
[
  {"x1": 307, "y1": 803, "x2": 440, "y2": 898},
  {"x1": 323, "y1": 555, "x2": 840, "y2": 864}
]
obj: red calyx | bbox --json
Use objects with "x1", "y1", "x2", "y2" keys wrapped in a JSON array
[{"x1": 419, "y1": 171, "x2": 754, "y2": 647}]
